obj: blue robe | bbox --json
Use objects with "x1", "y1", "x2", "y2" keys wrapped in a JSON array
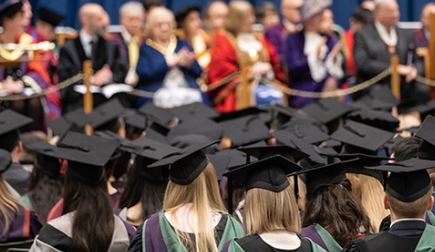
[
  {"x1": 135, "y1": 39, "x2": 204, "y2": 108},
  {"x1": 283, "y1": 31, "x2": 338, "y2": 109}
]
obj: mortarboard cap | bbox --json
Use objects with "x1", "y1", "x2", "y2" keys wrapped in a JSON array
[
  {"x1": 302, "y1": 98, "x2": 353, "y2": 125},
  {"x1": 207, "y1": 149, "x2": 256, "y2": 180},
  {"x1": 25, "y1": 141, "x2": 62, "y2": 178},
  {"x1": 55, "y1": 132, "x2": 120, "y2": 185},
  {"x1": 216, "y1": 111, "x2": 270, "y2": 147},
  {"x1": 367, "y1": 158, "x2": 435, "y2": 202},
  {"x1": 169, "y1": 134, "x2": 217, "y2": 149},
  {"x1": 124, "y1": 109, "x2": 148, "y2": 130},
  {"x1": 168, "y1": 102, "x2": 219, "y2": 121},
  {"x1": 167, "y1": 118, "x2": 222, "y2": 142},
  {"x1": 47, "y1": 116, "x2": 73, "y2": 137},
  {"x1": 415, "y1": 116, "x2": 435, "y2": 161},
  {"x1": 331, "y1": 120, "x2": 394, "y2": 152},
  {"x1": 238, "y1": 144, "x2": 301, "y2": 162},
  {"x1": 0, "y1": 109, "x2": 33, "y2": 152},
  {"x1": 129, "y1": 137, "x2": 181, "y2": 161},
  {"x1": 37, "y1": 6, "x2": 64, "y2": 27},
  {"x1": 223, "y1": 155, "x2": 302, "y2": 192},
  {"x1": 139, "y1": 103, "x2": 175, "y2": 126},
  {"x1": 346, "y1": 109, "x2": 400, "y2": 131},
  {"x1": 410, "y1": 100, "x2": 435, "y2": 120},
  {"x1": 148, "y1": 141, "x2": 217, "y2": 185},
  {"x1": 0, "y1": 149, "x2": 12, "y2": 174},
  {"x1": 281, "y1": 118, "x2": 330, "y2": 144}
]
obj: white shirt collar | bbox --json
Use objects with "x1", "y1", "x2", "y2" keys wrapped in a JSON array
[
  {"x1": 80, "y1": 30, "x2": 97, "y2": 57},
  {"x1": 374, "y1": 21, "x2": 397, "y2": 47},
  {"x1": 390, "y1": 218, "x2": 425, "y2": 228}
]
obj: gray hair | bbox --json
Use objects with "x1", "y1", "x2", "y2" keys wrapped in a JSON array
[{"x1": 120, "y1": 1, "x2": 145, "y2": 18}]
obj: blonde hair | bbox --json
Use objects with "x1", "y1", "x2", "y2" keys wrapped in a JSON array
[
  {"x1": 289, "y1": 176, "x2": 307, "y2": 212},
  {"x1": 244, "y1": 179, "x2": 301, "y2": 235},
  {"x1": 163, "y1": 163, "x2": 226, "y2": 252},
  {"x1": 346, "y1": 173, "x2": 389, "y2": 232},
  {"x1": 0, "y1": 176, "x2": 19, "y2": 236},
  {"x1": 145, "y1": 7, "x2": 176, "y2": 38}
]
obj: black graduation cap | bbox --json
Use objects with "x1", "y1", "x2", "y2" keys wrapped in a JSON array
[
  {"x1": 65, "y1": 99, "x2": 125, "y2": 132},
  {"x1": 0, "y1": 109, "x2": 33, "y2": 151},
  {"x1": 55, "y1": 132, "x2": 120, "y2": 185},
  {"x1": 169, "y1": 134, "x2": 218, "y2": 150},
  {"x1": 24, "y1": 141, "x2": 62, "y2": 178},
  {"x1": 216, "y1": 111, "x2": 270, "y2": 147},
  {"x1": 47, "y1": 116, "x2": 73, "y2": 137},
  {"x1": 148, "y1": 141, "x2": 217, "y2": 185},
  {"x1": 129, "y1": 137, "x2": 181, "y2": 161},
  {"x1": 415, "y1": 116, "x2": 435, "y2": 161},
  {"x1": 346, "y1": 109, "x2": 400, "y2": 131},
  {"x1": 280, "y1": 118, "x2": 330, "y2": 144},
  {"x1": 330, "y1": 120, "x2": 394, "y2": 152},
  {"x1": 139, "y1": 103, "x2": 175, "y2": 126},
  {"x1": 352, "y1": 95, "x2": 396, "y2": 112},
  {"x1": 0, "y1": 149, "x2": 12, "y2": 174},
  {"x1": 367, "y1": 158, "x2": 435, "y2": 202},
  {"x1": 223, "y1": 155, "x2": 302, "y2": 192},
  {"x1": 302, "y1": 98, "x2": 354, "y2": 124},
  {"x1": 274, "y1": 130, "x2": 327, "y2": 164},
  {"x1": 207, "y1": 149, "x2": 256, "y2": 180},
  {"x1": 37, "y1": 6, "x2": 64, "y2": 27},
  {"x1": 124, "y1": 109, "x2": 148, "y2": 131},
  {"x1": 268, "y1": 104, "x2": 298, "y2": 128},
  {"x1": 166, "y1": 118, "x2": 223, "y2": 142},
  {"x1": 407, "y1": 100, "x2": 435, "y2": 120},
  {"x1": 168, "y1": 102, "x2": 219, "y2": 121},
  {"x1": 298, "y1": 158, "x2": 359, "y2": 196},
  {"x1": 238, "y1": 144, "x2": 301, "y2": 162}
]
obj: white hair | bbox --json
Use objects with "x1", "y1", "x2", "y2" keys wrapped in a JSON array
[{"x1": 120, "y1": 1, "x2": 145, "y2": 18}]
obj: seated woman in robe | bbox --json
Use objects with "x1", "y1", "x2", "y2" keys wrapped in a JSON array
[
  {"x1": 208, "y1": 1, "x2": 285, "y2": 113},
  {"x1": 135, "y1": 7, "x2": 206, "y2": 108}
]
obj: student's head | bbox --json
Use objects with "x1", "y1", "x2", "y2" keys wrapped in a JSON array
[
  {"x1": 204, "y1": 1, "x2": 229, "y2": 32},
  {"x1": 0, "y1": 130, "x2": 23, "y2": 162},
  {"x1": 145, "y1": 7, "x2": 176, "y2": 42},
  {"x1": 421, "y1": 3, "x2": 435, "y2": 31},
  {"x1": 392, "y1": 137, "x2": 422, "y2": 162},
  {"x1": 244, "y1": 180, "x2": 301, "y2": 235},
  {"x1": 79, "y1": 3, "x2": 106, "y2": 36},
  {"x1": 120, "y1": 1, "x2": 145, "y2": 36},
  {"x1": 281, "y1": 0, "x2": 303, "y2": 24},
  {"x1": 374, "y1": 0, "x2": 399, "y2": 28},
  {"x1": 225, "y1": 1, "x2": 255, "y2": 35},
  {"x1": 303, "y1": 179, "x2": 372, "y2": 247},
  {"x1": 0, "y1": 1, "x2": 24, "y2": 31}
]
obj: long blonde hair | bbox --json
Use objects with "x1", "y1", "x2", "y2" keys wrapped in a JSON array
[
  {"x1": 0, "y1": 176, "x2": 19, "y2": 236},
  {"x1": 163, "y1": 163, "x2": 226, "y2": 252},
  {"x1": 346, "y1": 173, "x2": 388, "y2": 232},
  {"x1": 289, "y1": 176, "x2": 307, "y2": 212},
  {"x1": 244, "y1": 179, "x2": 301, "y2": 235}
]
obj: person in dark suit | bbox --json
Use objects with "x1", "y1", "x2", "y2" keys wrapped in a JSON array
[
  {"x1": 57, "y1": 3, "x2": 127, "y2": 114},
  {"x1": 343, "y1": 158, "x2": 435, "y2": 252},
  {"x1": 353, "y1": 0, "x2": 430, "y2": 110}
]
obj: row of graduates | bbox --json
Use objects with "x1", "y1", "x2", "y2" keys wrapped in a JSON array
[{"x1": 2, "y1": 92, "x2": 435, "y2": 251}]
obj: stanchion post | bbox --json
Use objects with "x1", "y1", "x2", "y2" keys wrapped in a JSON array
[
  {"x1": 429, "y1": 12, "x2": 435, "y2": 98},
  {"x1": 390, "y1": 55, "x2": 400, "y2": 101},
  {"x1": 83, "y1": 60, "x2": 93, "y2": 135}
]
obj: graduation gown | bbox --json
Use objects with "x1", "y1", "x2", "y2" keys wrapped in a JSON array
[
  {"x1": 0, "y1": 204, "x2": 42, "y2": 242},
  {"x1": 221, "y1": 234, "x2": 326, "y2": 252},
  {"x1": 283, "y1": 31, "x2": 340, "y2": 109},
  {"x1": 128, "y1": 211, "x2": 245, "y2": 252},
  {"x1": 343, "y1": 220, "x2": 435, "y2": 252},
  {"x1": 29, "y1": 212, "x2": 135, "y2": 252},
  {"x1": 57, "y1": 35, "x2": 128, "y2": 113},
  {"x1": 300, "y1": 224, "x2": 342, "y2": 252},
  {"x1": 207, "y1": 32, "x2": 284, "y2": 113},
  {"x1": 135, "y1": 38, "x2": 203, "y2": 108}
]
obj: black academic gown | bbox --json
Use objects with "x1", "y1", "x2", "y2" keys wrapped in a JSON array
[
  {"x1": 233, "y1": 235, "x2": 314, "y2": 252},
  {"x1": 3, "y1": 163, "x2": 30, "y2": 195},
  {"x1": 57, "y1": 35, "x2": 128, "y2": 114},
  {"x1": 343, "y1": 220, "x2": 425, "y2": 252}
]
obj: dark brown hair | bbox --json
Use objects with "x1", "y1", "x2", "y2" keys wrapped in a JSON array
[
  {"x1": 303, "y1": 180, "x2": 373, "y2": 247},
  {"x1": 63, "y1": 168, "x2": 114, "y2": 252}
]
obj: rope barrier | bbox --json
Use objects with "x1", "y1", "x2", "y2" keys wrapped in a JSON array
[{"x1": 2, "y1": 67, "x2": 435, "y2": 101}]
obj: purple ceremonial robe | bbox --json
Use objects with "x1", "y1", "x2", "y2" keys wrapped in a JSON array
[
  {"x1": 284, "y1": 31, "x2": 338, "y2": 109},
  {"x1": 301, "y1": 225, "x2": 327, "y2": 251},
  {"x1": 265, "y1": 23, "x2": 286, "y2": 56},
  {"x1": 0, "y1": 205, "x2": 41, "y2": 242}
]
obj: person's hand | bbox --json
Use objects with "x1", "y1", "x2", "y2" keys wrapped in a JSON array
[
  {"x1": 317, "y1": 37, "x2": 328, "y2": 60},
  {"x1": 398, "y1": 65, "x2": 417, "y2": 83},
  {"x1": 91, "y1": 65, "x2": 113, "y2": 86},
  {"x1": 176, "y1": 48, "x2": 195, "y2": 68}
]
